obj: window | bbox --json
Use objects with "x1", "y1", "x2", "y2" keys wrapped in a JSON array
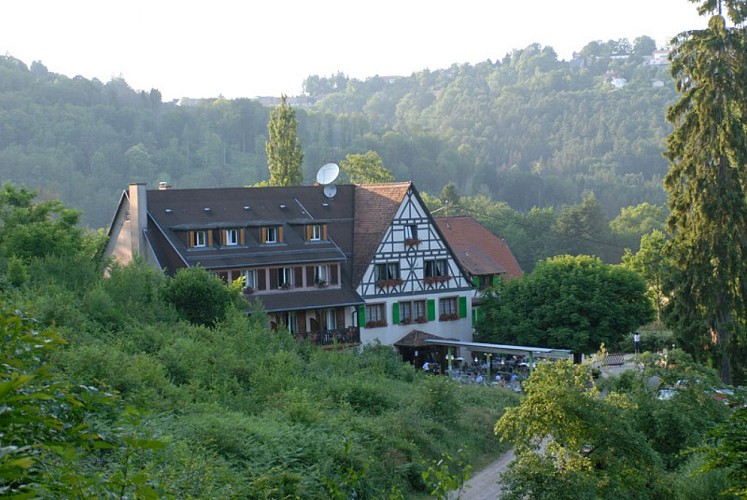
[
  {"x1": 399, "y1": 300, "x2": 427, "y2": 323},
  {"x1": 414, "y1": 300, "x2": 427, "y2": 321},
  {"x1": 425, "y1": 259, "x2": 448, "y2": 278},
  {"x1": 365, "y1": 303, "x2": 386, "y2": 328},
  {"x1": 278, "y1": 267, "x2": 292, "y2": 289},
  {"x1": 375, "y1": 262, "x2": 400, "y2": 281},
  {"x1": 307, "y1": 223, "x2": 325, "y2": 241},
  {"x1": 225, "y1": 228, "x2": 239, "y2": 246},
  {"x1": 314, "y1": 265, "x2": 328, "y2": 286},
  {"x1": 191, "y1": 230, "x2": 206, "y2": 248},
  {"x1": 261, "y1": 226, "x2": 283, "y2": 244},
  {"x1": 439, "y1": 297, "x2": 458, "y2": 321},
  {"x1": 399, "y1": 301, "x2": 412, "y2": 323},
  {"x1": 404, "y1": 224, "x2": 418, "y2": 240},
  {"x1": 242, "y1": 269, "x2": 256, "y2": 290}
]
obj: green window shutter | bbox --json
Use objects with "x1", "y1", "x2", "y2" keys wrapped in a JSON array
[
  {"x1": 427, "y1": 299, "x2": 436, "y2": 321},
  {"x1": 358, "y1": 305, "x2": 366, "y2": 328},
  {"x1": 392, "y1": 302, "x2": 400, "y2": 324},
  {"x1": 459, "y1": 296, "x2": 467, "y2": 318},
  {"x1": 492, "y1": 274, "x2": 500, "y2": 287},
  {"x1": 472, "y1": 275, "x2": 480, "y2": 287}
]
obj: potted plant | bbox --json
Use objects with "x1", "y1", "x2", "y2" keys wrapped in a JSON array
[{"x1": 315, "y1": 278, "x2": 327, "y2": 288}]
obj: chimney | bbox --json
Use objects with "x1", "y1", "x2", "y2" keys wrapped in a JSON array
[{"x1": 129, "y1": 183, "x2": 147, "y2": 257}]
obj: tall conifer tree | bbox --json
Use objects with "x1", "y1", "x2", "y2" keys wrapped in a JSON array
[
  {"x1": 265, "y1": 94, "x2": 303, "y2": 186},
  {"x1": 663, "y1": 4, "x2": 747, "y2": 383}
]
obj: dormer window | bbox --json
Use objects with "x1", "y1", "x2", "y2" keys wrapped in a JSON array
[
  {"x1": 224, "y1": 228, "x2": 239, "y2": 246},
  {"x1": 261, "y1": 226, "x2": 283, "y2": 244},
  {"x1": 306, "y1": 223, "x2": 327, "y2": 242},
  {"x1": 190, "y1": 230, "x2": 207, "y2": 248}
]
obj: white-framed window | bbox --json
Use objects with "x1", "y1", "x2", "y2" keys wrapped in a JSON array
[
  {"x1": 309, "y1": 224, "x2": 322, "y2": 241},
  {"x1": 365, "y1": 303, "x2": 386, "y2": 327},
  {"x1": 278, "y1": 267, "x2": 292, "y2": 288},
  {"x1": 404, "y1": 224, "x2": 418, "y2": 240},
  {"x1": 399, "y1": 299, "x2": 427, "y2": 323},
  {"x1": 225, "y1": 228, "x2": 239, "y2": 246},
  {"x1": 425, "y1": 259, "x2": 448, "y2": 278},
  {"x1": 191, "y1": 230, "x2": 206, "y2": 248},
  {"x1": 314, "y1": 265, "x2": 328, "y2": 285},
  {"x1": 265, "y1": 226, "x2": 278, "y2": 243},
  {"x1": 242, "y1": 269, "x2": 256, "y2": 290},
  {"x1": 375, "y1": 262, "x2": 400, "y2": 281},
  {"x1": 325, "y1": 309, "x2": 336, "y2": 330}
]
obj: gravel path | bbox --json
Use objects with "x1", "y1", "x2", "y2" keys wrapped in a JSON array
[{"x1": 448, "y1": 449, "x2": 514, "y2": 499}]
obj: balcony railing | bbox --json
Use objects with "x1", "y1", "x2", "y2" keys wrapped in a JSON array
[{"x1": 295, "y1": 326, "x2": 361, "y2": 346}]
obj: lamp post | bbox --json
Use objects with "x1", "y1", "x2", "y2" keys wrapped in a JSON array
[
  {"x1": 486, "y1": 353, "x2": 492, "y2": 381},
  {"x1": 446, "y1": 348, "x2": 454, "y2": 373}
]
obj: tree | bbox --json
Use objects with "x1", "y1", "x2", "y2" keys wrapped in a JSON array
[
  {"x1": 621, "y1": 230, "x2": 672, "y2": 323},
  {"x1": 339, "y1": 150, "x2": 394, "y2": 184},
  {"x1": 552, "y1": 193, "x2": 613, "y2": 260},
  {"x1": 477, "y1": 255, "x2": 654, "y2": 354},
  {"x1": 0, "y1": 183, "x2": 85, "y2": 261},
  {"x1": 265, "y1": 94, "x2": 303, "y2": 186},
  {"x1": 662, "y1": 11, "x2": 747, "y2": 384},
  {"x1": 495, "y1": 360, "x2": 666, "y2": 498},
  {"x1": 159, "y1": 266, "x2": 243, "y2": 327},
  {"x1": 698, "y1": 406, "x2": 747, "y2": 497}
]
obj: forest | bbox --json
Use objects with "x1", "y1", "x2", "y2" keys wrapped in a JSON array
[
  {"x1": 1, "y1": 36, "x2": 674, "y2": 271},
  {"x1": 1, "y1": 25, "x2": 746, "y2": 497}
]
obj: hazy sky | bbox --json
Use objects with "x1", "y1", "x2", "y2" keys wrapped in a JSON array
[{"x1": 2, "y1": 1, "x2": 709, "y2": 101}]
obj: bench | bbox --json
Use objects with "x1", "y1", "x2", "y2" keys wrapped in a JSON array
[{"x1": 603, "y1": 353, "x2": 626, "y2": 366}]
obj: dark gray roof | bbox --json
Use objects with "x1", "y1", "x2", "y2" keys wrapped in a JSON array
[{"x1": 146, "y1": 185, "x2": 356, "y2": 273}]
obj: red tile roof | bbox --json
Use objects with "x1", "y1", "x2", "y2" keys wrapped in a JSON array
[
  {"x1": 435, "y1": 215, "x2": 522, "y2": 280},
  {"x1": 352, "y1": 182, "x2": 412, "y2": 286}
]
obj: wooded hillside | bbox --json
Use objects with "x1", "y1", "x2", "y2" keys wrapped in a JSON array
[{"x1": 1, "y1": 38, "x2": 673, "y2": 264}]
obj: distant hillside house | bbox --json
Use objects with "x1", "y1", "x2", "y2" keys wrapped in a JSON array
[{"x1": 104, "y1": 182, "x2": 520, "y2": 365}]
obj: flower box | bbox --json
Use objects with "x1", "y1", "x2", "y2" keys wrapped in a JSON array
[
  {"x1": 439, "y1": 313, "x2": 460, "y2": 321},
  {"x1": 404, "y1": 238, "x2": 421, "y2": 247},
  {"x1": 415, "y1": 316, "x2": 428, "y2": 324},
  {"x1": 376, "y1": 279, "x2": 404, "y2": 288},
  {"x1": 424, "y1": 276, "x2": 451, "y2": 285},
  {"x1": 365, "y1": 320, "x2": 387, "y2": 328}
]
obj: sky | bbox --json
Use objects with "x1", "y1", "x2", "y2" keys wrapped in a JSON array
[{"x1": 1, "y1": 0, "x2": 709, "y2": 102}]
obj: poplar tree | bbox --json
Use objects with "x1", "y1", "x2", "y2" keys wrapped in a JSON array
[
  {"x1": 662, "y1": 2, "x2": 747, "y2": 384},
  {"x1": 265, "y1": 94, "x2": 303, "y2": 186}
]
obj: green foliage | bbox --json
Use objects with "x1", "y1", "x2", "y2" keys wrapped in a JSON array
[
  {"x1": 663, "y1": 14, "x2": 747, "y2": 384},
  {"x1": 339, "y1": 150, "x2": 394, "y2": 184},
  {"x1": 496, "y1": 359, "x2": 666, "y2": 498},
  {"x1": 698, "y1": 406, "x2": 747, "y2": 497},
  {"x1": 421, "y1": 449, "x2": 473, "y2": 499},
  {"x1": 477, "y1": 255, "x2": 654, "y2": 353},
  {"x1": 0, "y1": 183, "x2": 86, "y2": 262},
  {"x1": 159, "y1": 266, "x2": 243, "y2": 327},
  {"x1": 266, "y1": 94, "x2": 303, "y2": 186}
]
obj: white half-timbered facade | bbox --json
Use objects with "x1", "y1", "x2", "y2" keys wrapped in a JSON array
[{"x1": 352, "y1": 184, "x2": 474, "y2": 346}]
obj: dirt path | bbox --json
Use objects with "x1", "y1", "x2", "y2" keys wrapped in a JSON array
[{"x1": 448, "y1": 449, "x2": 514, "y2": 499}]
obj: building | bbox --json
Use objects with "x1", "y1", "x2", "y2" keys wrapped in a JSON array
[
  {"x1": 104, "y1": 182, "x2": 520, "y2": 363},
  {"x1": 435, "y1": 215, "x2": 523, "y2": 325}
]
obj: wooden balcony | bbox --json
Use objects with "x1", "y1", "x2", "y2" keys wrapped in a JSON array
[{"x1": 295, "y1": 326, "x2": 360, "y2": 347}]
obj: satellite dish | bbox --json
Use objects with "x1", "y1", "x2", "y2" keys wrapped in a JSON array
[
  {"x1": 316, "y1": 163, "x2": 339, "y2": 186},
  {"x1": 324, "y1": 184, "x2": 337, "y2": 199}
]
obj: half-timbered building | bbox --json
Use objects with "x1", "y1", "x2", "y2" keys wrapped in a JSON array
[
  {"x1": 351, "y1": 183, "x2": 475, "y2": 347},
  {"x1": 105, "y1": 182, "x2": 514, "y2": 356}
]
